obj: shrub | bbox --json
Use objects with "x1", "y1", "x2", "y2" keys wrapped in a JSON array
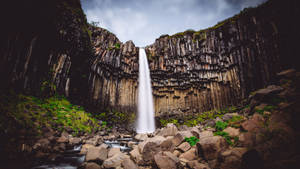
[
  {"x1": 184, "y1": 136, "x2": 199, "y2": 146},
  {"x1": 215, "y1": 121, "x2": 228, "y2": 131}
]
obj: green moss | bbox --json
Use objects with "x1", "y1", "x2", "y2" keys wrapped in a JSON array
[
  {"x1": 184, "y1": 136, "x2": 199, "y2": 146},
  {"x1": 0, "y1": 93, "x2": 100, "y2": 136},
  {"x1": 160, "y1": 119, "x2": 179, "y2": 127}
]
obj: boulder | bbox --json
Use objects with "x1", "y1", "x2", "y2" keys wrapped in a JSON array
[
  {"x1": 222, "y1": 113, "x2": 239, "y2": 121},
  {"x1": 69, "y1": 137, "x2": 82, "y2": 145},
  {"x1": 160, "y1": 137, "x2": 175, "y2": 151},
  {"x1": 277, "y1": 69, "x2": 296, "y2": 78},
  {"x1": 172, "y1": 131, "x2": 193, "y2": 146},
  {"x1": 223, "y1": 127, "x2": 240, "y2": 137},
  {"x1": 154, "y1": 151, "x2": 180, "y2": 169},
  {"x1": 179, "y1": 147, "x2": 197, "y2": 161},
  {"x1": 85, "y1": 146, "x2": 108, "y2": 163},
  {"x1": 57, "y1": 135, "x2": 68, "y2": 143},
  {"x1": 198, "y1": 136, "x2": 228, "y2": 160},
  {"x1": 187, "y1": 160, "x2": 211, "y2": 169},
  {"x1": 157, "y1": 123, "x2": 179, "y2": 137},
  {"x1": 103, "y1": 152, "x2": 130, "y2": 168},
  {"x1": 85, "y1": 162, "x2": 101, "y2": 169},
  {"x1": 220, "y1": 149, "x2": 247, "y2": 169},
  {"x1": 121, "y1": 158, "x2": 138, "y2": 169},
  {"x1": 190, "y1": 127, "x2": 201, "y2": 138},
  {"x1": 108, "y1": 147, "x2": 121, "y2": 158},
  {"x1": 252, "y1": 85, "x2": 283, "y2": 103},
  {"x1": 241, "y1": 114, "x2": 264, "y2": 132},
  {"x1": 80, "y1": 144, "x2": 95, "y2": 155},
  {"x1": 129, "y1": 146, "x2": 144, "y2": 165},
  {"x1": 199, "y1": 131, "x2": 213, "y2": 139},
  {"x1": 173, "y1": 150, "x2": 181, "y2": 157},
  {"x1": 135, "y1": 133, "x2": 148, "y2": 141},
  {"x1": 178, "y1": 142, "x2": 191, "y2": 152}
]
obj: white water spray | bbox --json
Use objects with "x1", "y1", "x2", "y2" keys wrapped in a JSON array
[{"x1": 136, "y1": 48, "x2": 155, "y2": 133}]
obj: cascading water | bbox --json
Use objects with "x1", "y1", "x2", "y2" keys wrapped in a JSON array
[{"x1": 136, "y1": 48, "x2": 155, "y2": 133}]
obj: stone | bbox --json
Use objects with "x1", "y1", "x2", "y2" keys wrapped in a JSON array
[
  {"x1": 179, "y1": 147, "x2": 197, "y2": 161},
  {"x1": 253, "y1": 85, "x2": 283, "y2": 102},
  {"x1": 121, "y1": 158, "x2": 138, "y2": 169},
  {"x1": 135, "y1": 133, "x2": 148, "y2": 141},
  {"x1": 223, "y1": 127, "x2": 240, "y2": 137},
  {"x1": 173, "y1": 150, "x2": 181, "y2": 157},
  {"x1": 190, "y1": 127, "x2": 201, "y2": 138},
  {"x1": 69, "y1": 137, "x2": 81, "y2": 145},
  {"x1": 241, "y1": 114, "x2": 264, "y2": 132},
  {"x1": 154, "y1": 151, "x2": 179, "y2": 169},
  {"x1": 103, "y1": 152, "x2": 130, "y2": 168},
  {"x1": 222, "y1": 113, "x2": 239, "y2": 121},
  {"x1": 129, "y1": 147, "x2": 144, "y2": 165},
  {"x1": 85, "y1": 146, "x2": 108, "y2": 162},
  {"x1": 80, "y1": 144, "x2": 95, "y2": 155},
  {"x1": 277, "y1": 69, "x2": 296, "y2": 78},
  {"x1": 57, "y1": 135, "x2": 68, "y2": 143},
  {"x1": 160, "y1": 137, "x2": 175, "y2": 151},
  {"x1": 157, "y1": 123, "x2": 179, "y2": 137},
  {"x1": 172, "y1": 131, "x2": 193, "y2": 146},
  {"x1": 138, "y1": 136, "x2": 164, "y2": 163},
  {"x1": 187, "y1": 160, "x2": 211, "y2": 169},
  {"x1": 108, "y1": 147, "x2": 121, "y2": 158},
  {"x1": 198, "y1": 136, "x2": 228, "y2": 160},
  {"x1": 85, "y1": 162, "x2": 101, "y2": 169},
  {"x1": 178, "y1": 142, "x2": 191, "y2": 152},
  {"x1": 199, "y1": 131, "x2": 214, "y2": 139}
]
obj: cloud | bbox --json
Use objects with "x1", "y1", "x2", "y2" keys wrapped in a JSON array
[{"x1": 82, "y1": 0, "x2": 267, "y2": 47}]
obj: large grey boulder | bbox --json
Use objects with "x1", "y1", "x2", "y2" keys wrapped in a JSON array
[
  {"x1": 154, "y1": 151, "x2": 180, "y2": 169},
  {"x1": 157, "y1": 123, "x2": 179, "y2": 137},
  {"x1": 85, "y1": 146, "x2": 108, "y2": 163}
]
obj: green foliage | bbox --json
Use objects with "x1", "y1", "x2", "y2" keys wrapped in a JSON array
[
  {"x1": 0, "y1": 93, "x2": 100, "y2": 136},
  {"x1": 215, "y1": 121, "x2": 228, "y2": 131},
  {"x1": 114, "y1": 43, "x2": 121, "y2": 49},
  {"x1": 255, "y1": 105, "x2": 277, "y2": 114},
  {"x1": 184, "y1": 136, "x2": 199, "y2": 146},
  {"x1": 227, "y1": 115, "x2": 244, "y2": 128},
  {"x1": 214, "y1": 131, "x2": 232, "y2": 145},
  {"x1": 160, "y1": 119, "x2": 178, "y2": 127}
]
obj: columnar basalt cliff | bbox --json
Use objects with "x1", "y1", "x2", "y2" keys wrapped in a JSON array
[
  {"x1": 145, "y1": 0, "x2": 299, "y2": 115},
  {"x1": 0, "y1": 0, "x2": 92, "y2": 102},
  {"x1": 87, "y1": 26, "x2": 139, "y2": 112}
]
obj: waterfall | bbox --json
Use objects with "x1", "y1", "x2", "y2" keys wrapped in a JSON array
[{"x1": 136, "y1": 48, "x2": 155, "y2": 133}]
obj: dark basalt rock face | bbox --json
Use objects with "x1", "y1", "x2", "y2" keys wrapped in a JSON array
[
  {"x1": 0, "y1": 0, "x2": 92, "y2": 102},
  {"x1": 0, "y1": 0, "x2": 299, "y2": 117},
  {"x1": 87, "y1": 26, "x2": 139, "y2": 113},
  {"x1": 145, "y1": 0, "x2": 299, "y2": 115}
]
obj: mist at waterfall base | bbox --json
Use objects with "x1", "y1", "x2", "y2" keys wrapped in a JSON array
[{"x1": 136, "y1": 48, "x2": 155, "y2": 133}]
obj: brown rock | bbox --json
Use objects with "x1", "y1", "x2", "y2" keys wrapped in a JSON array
[
  {"x1": 172, "y1": 131, "x2": 193, "y2": 146},
  {"x1": 157, "y1": 123, "x2": 179, "y2": 137},
  {"x1": 121, "y1": 158, "x2": 138, "y2": 169},
  {"x1": 198, "y1": 136, "x2": 228, "y2": 160},
  {"x1": 135, "y1": 133, "x2": 148, "y2": 141},
  {"x1": 103, "y1": 152, "x2": 130, "y2": 168},
  {"x1": 85, "y1": 146, "x2": 108, "y2": 162},
  {"x1": 223, "y1": 127, "x2": 240, "y2": 137},
  {"x1": 199, "y1": 131, "x2": 213, "y2": 139},
  {"x1": 187, "y1": 160, "x2": 211, "y2": 169},
  {"x1": 179, "y1": 147, "x2": 197, "y2": 161},
  {"x1": 154, "y1": 151, "x2": 179, "y2": 169},
  {"x1": 129, "y1": 146, "x2": 144, "y2": 165},
  {"x1": 160, "y1": 137, "x2": 175, "y2": 151},
  {"x1": 80, "y1": 144, "x2": 95, "y2": 155},
  {"x1": 108, "y1": 147, "x2": 121, "y2": 158},
  {"x1": 85, "y1": 162, "x2": 101, "y2": 169},
  {"x1": 241, "y1": 114, "x2": 264, "y2": 132},
  {"x1": 178, "y1": 142, "x2": 191, "y2": 152},
  {"x1": 219, "y1": 148, "x2": 248, "y2": 169}
]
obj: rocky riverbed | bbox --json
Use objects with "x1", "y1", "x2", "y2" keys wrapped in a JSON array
[{"x1": 22, "y1": 69, "x2": 299, "y2": 169}]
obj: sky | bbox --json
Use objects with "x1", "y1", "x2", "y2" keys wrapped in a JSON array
[{"x1": 81, "y1": 0, "x2": 267, "y2": 47}]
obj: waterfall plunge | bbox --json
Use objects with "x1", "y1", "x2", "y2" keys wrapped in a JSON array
[{"x1": 136, "y1": 48, "x2": 155, "y2": 133}]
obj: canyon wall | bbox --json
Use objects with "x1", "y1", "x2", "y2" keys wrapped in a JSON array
[
  {"x1": 0, "y1": 0, "x2": 298, "y2": 117},
  {"x1": 87, "y1": 27, "x2": 139, "y2": 112},
  {"x1": 145, "y1": 0, "x2": 299, "y2": 115}
]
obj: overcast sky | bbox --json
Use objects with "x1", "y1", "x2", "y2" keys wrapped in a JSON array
[{"x1": 81, "y1": 0, "x2": 267, "y2": 47}]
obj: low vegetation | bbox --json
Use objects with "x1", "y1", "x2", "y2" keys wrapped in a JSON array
[
  {"x1": 184, "y1": 136, "x2": 199, "y2": 146},
  {"x1": 0, "y1": 92, "x2": 101, "y2": 136}
]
